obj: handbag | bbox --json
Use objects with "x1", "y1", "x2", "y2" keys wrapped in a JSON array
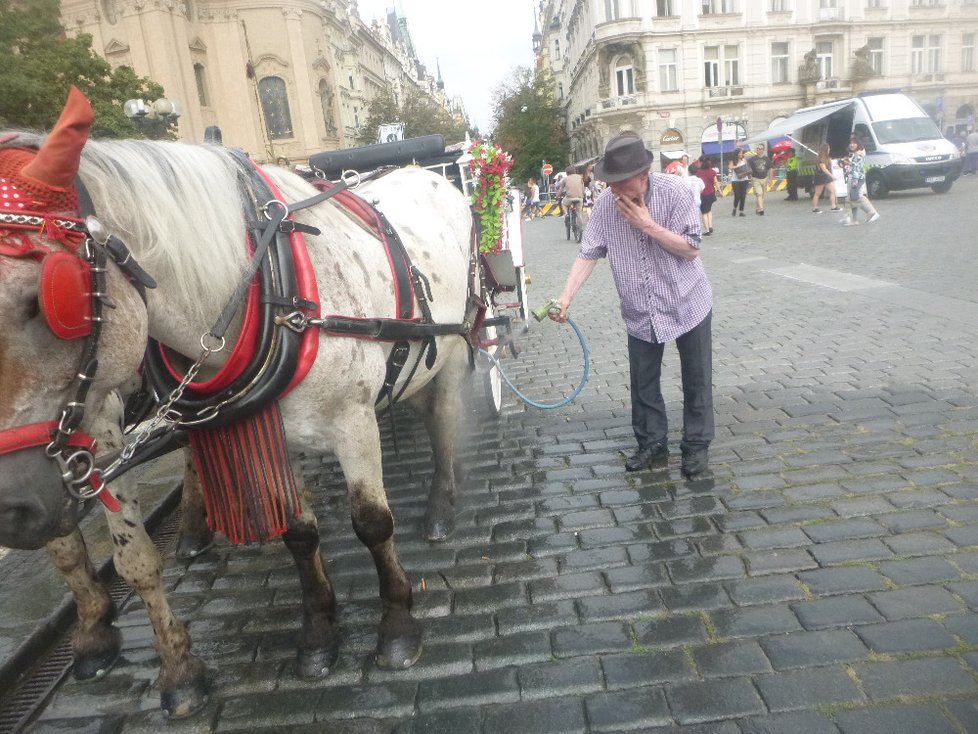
[{"x1": 733, "y1": 162, "x2": 750, "y2": 177}]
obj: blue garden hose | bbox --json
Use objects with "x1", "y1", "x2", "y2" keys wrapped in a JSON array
[{"x1": 478, "y1": 317, "x2": 589, "y2": 409}]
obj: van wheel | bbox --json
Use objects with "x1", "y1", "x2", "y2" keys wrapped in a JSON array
[
  {"x1": 866, "y1": 173, "x2": 888, "y2": 199},
  {"x1": 931, "y1": 180, "x2": 953, "y2": 194}
]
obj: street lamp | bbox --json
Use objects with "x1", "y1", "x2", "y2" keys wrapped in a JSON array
[{"x1": 124, "y1": 98, "x2": 181, "y2": 124}]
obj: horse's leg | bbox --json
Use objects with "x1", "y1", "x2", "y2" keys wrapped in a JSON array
[
  {"x1": 406, "y1": 347, "x2": 467, "y2": 541},
  {"x1": 107, "y1": 478, "x2": 208, "y2": 718},
  {"x1": 175, "y1": 450, "x2": 214, "y2": 560},
  {"x1": 45, "y1": 530, "x2": 121, "y2": 680},
  {"x1": 281, "y1": 479, "x2": 339, "y2": 679},
  {"x1": 332, "y1": 407, "x2": 422, "y2": 669}
]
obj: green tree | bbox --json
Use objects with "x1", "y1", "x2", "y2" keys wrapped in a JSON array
[
  {"x1": 490, "y1": 66, "x2": 568, "y2": 184},
  {"x1": 0, "y1": 0, "x2": 172, "y2": 138},
  {"x1": 355, "y1": 84, "x2": 470, "y2": 146}
]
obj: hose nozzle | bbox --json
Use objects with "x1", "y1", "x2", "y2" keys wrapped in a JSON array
[{"x1": 532, "y1": 299, "x2": 560, "y2": 322}]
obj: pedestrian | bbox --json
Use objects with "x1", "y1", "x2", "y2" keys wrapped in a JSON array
[
  {"x1": 674, "y1": 160, "x2": 704, "y2": 213},
  {"x1": 548, "y1": 132, "x2": 714, "y2": 478},
  {"x1": 811, "y1": 143, "x2": 841, "y2": 213},
  {"x1": 784, "y1": 147, "x2": 799, "y2": 200},
  {"x1": 965, "y1": 128, "x2": 978, "y2": 175},
  {"x1": 523, "y1": 178, "x2": 541, "y2": 219},
  {"x1": 728, "y1": 147, "x2": 751, "y2": 217},
  {"x1": 840, "y1": 135, "x2": 880, "y2": 226},
  {"x1": 694, "y1": 156, "x2": 721, "y2": 235},
  {"x1": 748, "y1": 143, "x2": 772, "y2": 215},
  {"x1": 560, "y1": 164, "x2": 588, "y2": 228}
]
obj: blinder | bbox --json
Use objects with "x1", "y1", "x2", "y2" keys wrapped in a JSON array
[{"x1": 39, "y1": 250, "x2": 93, "y2": 340}]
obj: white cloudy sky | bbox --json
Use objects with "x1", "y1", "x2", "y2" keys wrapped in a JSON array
[{"x1": 353, "y1": 0, "x2": 537, "y2": 133}]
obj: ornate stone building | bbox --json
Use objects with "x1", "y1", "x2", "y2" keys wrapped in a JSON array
[
  {"x1": 536, "y1": 0, "x2": 978, "y2": 164},
  {"x1": 59, "y1": 0, "x2": 460, "y2": 162}
]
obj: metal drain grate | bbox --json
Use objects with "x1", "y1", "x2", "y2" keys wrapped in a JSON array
[{"x1": 0, "y1": 510, "x2": 181, "y2": 733}]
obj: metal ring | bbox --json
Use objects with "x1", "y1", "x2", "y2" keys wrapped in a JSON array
[
  {"x1": 63, "y1": 450, "x2": 95, "y2": 486},
  {"x1": 262, "y1": 199, "x2": 289, "y2": 220},
  {"x1": 341, "y1": 169, "x2": 362, "y2": 188},
  {"x1": 200, "y1": 333, "x2": 226, "y2": 353}
]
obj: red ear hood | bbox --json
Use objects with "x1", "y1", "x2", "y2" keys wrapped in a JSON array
[
  {"x1": 0, "y1": 87, "x2": 92, "y2": 215},
  {"x1": 21, "y1": 86, "x2": 93, "y2": 190}
]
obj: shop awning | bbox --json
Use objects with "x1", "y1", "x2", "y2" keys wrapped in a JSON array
[{"x1": 745, "y1": 100, "x2": 855, "y2": 145}]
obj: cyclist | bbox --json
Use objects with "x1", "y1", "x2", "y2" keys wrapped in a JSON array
[{"x1": 562, "y1": 165, "x2": 587, "y2": 230}]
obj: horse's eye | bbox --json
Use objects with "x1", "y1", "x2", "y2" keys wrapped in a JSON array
[{"x1": 25, "y1": 298, "x2": 41, "y2": 321}]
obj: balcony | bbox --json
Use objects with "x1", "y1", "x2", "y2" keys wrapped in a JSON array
[
  {"x1": 597, "y1": 94, "x2": 642, "y2": 113},
  {"x1": 818, "y1": 6, "x2": 845, "y2": 21},
  {"x1": 914, "y1": 72, "x2": 946, "y2": 82},
  {"x1": 706, "y1": 85, "x2": 744, "y2": 99},
  {"x1": 817, "y1": 78, "x2": 841, "y2": 90}
]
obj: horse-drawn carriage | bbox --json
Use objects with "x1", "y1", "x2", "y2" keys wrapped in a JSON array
[{"x1": 0, "y1": 88, "x2": 532, "y2": 717}]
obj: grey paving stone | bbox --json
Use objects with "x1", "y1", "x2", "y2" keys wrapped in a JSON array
[
  {"x1": 834, "y1": 704, "x2": 959, "y2": 734},
  {"x1": 584, "y1": 686, "x2": 673, "y2": 731},
  {"x1": 483, "y1": 696, "x2": 588, "y2": 734},
  {"x1": 516, "y1": 656, "x2": 604, "y2": 700},
  {"x1": 944, "y1": 699, "x2": 978, "y2": 734},
  {"x1": 873, "y1": 509, "x2": 946, "y2": 532},
  {"x1": 944, "y1": 612, "x2": 978, "y2": 644},
  {"x1": 496, "y1": 599, "x2": 577, "y2": 635},
  {"x1": 809, "y1": 539, "x2": 894, "y2": 565},
  {"x1": 551, "y1": 621, "x2": 633, "y2": 657},
  {"x1": 711, "y1": 604, "x2": 803, "y2": 639},
  {"x1": 949, "y1": 581, "x2": 978, "y2": 610},
  {"x1": 416, "y1": 667, "x2": 519, "y2": 712},
  {"x1": 628, "y1": 539, "x2": 697, "y2": 564},
  {"x1": 452, "y1": 581, "x2": 527, "y2": 614},
  {"x1": 828, "y1": 497, "x2": 895, "y2": 518},
  {"x1": 576, "y1": 588, "x2": 664, "y2": 622},
  {"x1": 738, "y1": 526, "x2": 811, "y2": 550},
  {"x1": 603, "y1": 563, "x2": 671, "y2": 593},
  {"x1": 528, "y1": 571, "x2": 606, "y2": 603},
  {"x1": 882, "y1": 531, "x2": 957, "y2": 556},
  {"x1": 797, "y1": 567, "x2": 888, "y2": 595},
  {"x1": 691, "y1": 640, "x2": 772, "y2": 677},
  {"x1": 759, "y1": 506, "x2": 836, "y2": 525},
  {"x1": 473, "y1": 630, "x2": 551, "y2": 671},
  {"x1": 660, "y1": 582, "x2": 733, "y2": 612},
  {"x1": 854, "y1": 619, "x2": 958, "y2": 654},
  {"x1": 744, "y1": 549, "x2": 818, "y2": 576},
  {"x1": 760, "y1": 629, "x2": 868, "y2": 670},
  {"x1": 866, "y1": 585, "x2": 963, "y2": 620},
  {"x1": 666, "y1": 555, "x2": 745, "y2": 584},
  {"x1": 792, "y1": 596, "x2": 885, "y2": 630},
  {"x1": 738, "y1": 711, "x2": 840, "y2": 734},
  {"x1": 725, "y1": 575, "x2": 807, "y2": 606},
  {"x1": 394, "y1": 709, "x2": 480, "y2": 734},
  {"x1": 803, "y1": 518, "x2": 887, "y2": 543},
  {"x1": 633, "y1": 615, "x2": 709, "y2": 649},
  {"x1": 853, "y1": 656, "x2": 978, "y2": 700},
  {"x1": 558, "y1": 545, "x2": 630, "y2": 573},
  {"x1": 755, "y1": 666, "x2": 865, "y2": 712},
  {"x1": 666, "y1": 677, "x2": 766, "y2": 725},
  {"x1": 601, "y1": 649, "x2": 698, "y2": 688},
  {"x1": 218, "y1": 690, "x2": 323, "y2": 727}
]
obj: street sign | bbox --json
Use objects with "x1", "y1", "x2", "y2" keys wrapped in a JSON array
[{"x1": 542, "y1": 163, "x2": 553, "y2": 176}]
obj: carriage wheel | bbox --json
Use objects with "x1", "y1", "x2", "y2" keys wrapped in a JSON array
[
  {"x1": 514, "y1": 266, "x2": 530, "y2": 330},
  {"x1": 479, "y1": 305, "x2": 504, "y2": 416}
]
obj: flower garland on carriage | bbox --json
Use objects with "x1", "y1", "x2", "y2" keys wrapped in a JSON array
[{"x1": 467, "y1": 140, "x2": 514, "y2": 255}]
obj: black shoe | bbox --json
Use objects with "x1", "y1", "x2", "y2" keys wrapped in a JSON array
[
  {"x1": 681, "y1": 447, "x2": 709, "y2": 478},
  {"x1": 739, "y1": 212, "x2": 746, "y2": 217},
  {"x1": 624, "y1": 442, "x2": 669, "y2": 472}
]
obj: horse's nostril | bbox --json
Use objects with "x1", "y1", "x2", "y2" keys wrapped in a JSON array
[{"x1": 0, "y1": 496, "x2": 57, "y2": 549}]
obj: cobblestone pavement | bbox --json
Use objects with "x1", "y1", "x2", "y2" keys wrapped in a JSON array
[{"x1": 22, "y1": 180, "x2": 978, "y2": 733}]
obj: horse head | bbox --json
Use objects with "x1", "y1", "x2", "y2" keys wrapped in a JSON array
[{"x1": 0, "y1": 88, "x2": 148, "y2": 549}]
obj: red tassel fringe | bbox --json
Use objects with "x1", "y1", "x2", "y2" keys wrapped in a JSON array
[{"x1": 187, "y1": 402, "x2": 301, "y2": 544}]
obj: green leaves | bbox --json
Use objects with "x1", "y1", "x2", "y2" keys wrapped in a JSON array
[
  {"x1": 356, "y1": 85, "x2": 472, "y2": 146},
  {"x1": 0, "y1": 0, "x2": 172, "y2": 138}
]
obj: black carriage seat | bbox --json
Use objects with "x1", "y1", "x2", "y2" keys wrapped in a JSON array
[{"x1": 309, "y1": 134, "x2": 447, "y2": 180}]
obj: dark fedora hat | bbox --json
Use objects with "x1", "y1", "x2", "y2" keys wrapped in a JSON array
[{"x1": 594, "y1": 132, "x2": 654, "y2": 183}]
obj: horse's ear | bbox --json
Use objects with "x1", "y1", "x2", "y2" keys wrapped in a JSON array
[{"x1": 21, "y1": 86, "x2": 94, "y2": 189}]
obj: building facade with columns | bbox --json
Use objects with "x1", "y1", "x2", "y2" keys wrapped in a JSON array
[
  {"x1": 535, "y1": 0, "x2": 978, "y2": 166},
  {"x1": 59, "y1": 0, "x2": 459, "y2": 162}
]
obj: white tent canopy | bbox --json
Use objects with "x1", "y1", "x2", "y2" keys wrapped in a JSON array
[{"x1": 745, "y1": 100, "x2": 855, "y2": 145}]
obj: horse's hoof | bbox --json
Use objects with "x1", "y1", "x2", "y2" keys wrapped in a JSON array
[
  {"x1": 375, "y1": 612, "x2": 423, "y2": 670},
  {"x1": 296, "y1": 638, "x2": 340, "y2": 680},
  {"x1": 175, "y1": 531, "x2": 214, "y2": 560},
  {"x1": 73, "y1": 650, "x2": 118, "y2": 681},
  {"x1": 424, "y1": 505, "x2": 455, "y2": 542},
  {"x1": 73, "y1": 639, "x2": 121, "y2": 681},
  {"x1": 161, "y1": 678, "x2": 209, "y2": 719}
]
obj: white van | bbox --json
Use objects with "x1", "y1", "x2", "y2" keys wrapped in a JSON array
[{"x1": 748, "y1": 91, "x2": 963, "y2": 197}]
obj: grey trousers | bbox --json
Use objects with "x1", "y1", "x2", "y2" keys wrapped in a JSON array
[{"x1": 627, "y1": 311, "x2": 715, "y2": 452}]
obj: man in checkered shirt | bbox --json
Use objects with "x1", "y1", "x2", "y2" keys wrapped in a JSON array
[{"x1": 550, "y1": 132, "x2": 714, "y2": 478}]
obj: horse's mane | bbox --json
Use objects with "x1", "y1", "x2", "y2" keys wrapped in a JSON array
[{"x1": 77, "y1": 138, "x2": 249, "y2": 320}]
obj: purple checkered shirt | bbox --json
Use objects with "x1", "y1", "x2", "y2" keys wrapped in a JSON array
[{"x1": 579, "y1": 173, "x2": 712, "y2": 344}]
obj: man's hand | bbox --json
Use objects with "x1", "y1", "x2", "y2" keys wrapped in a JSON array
[
  {"x1": 614, "y1": 194, "x2": 655, "y2": 234},
  {"x1": 547, "y1": 300, "x2": 569, "y2": 324}
]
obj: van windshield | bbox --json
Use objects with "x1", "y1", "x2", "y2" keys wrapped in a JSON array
[{"x1": 872, "y1": 117, "x2": 943, "y2": 145}]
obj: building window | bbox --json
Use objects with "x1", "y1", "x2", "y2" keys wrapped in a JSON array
[
  {"x1": 704, "y1": 45, "x2": 739, "y2": 86},
  {"x1": 867, "y1": 37, "x2": 884, "y2": 74},
  {"x1": 193, "y1": 63, "x2": 209, "y2": 107},
  {"x1": 702, "y1": 0, "x2": 736, "y2": 12},
  {"x1": 554, "y1": 39, "x2": 561, "y2": 60},
  {"x1": 605, "y1": 0, "x2": 620, "y2": 21},
  {"x1": 816, "y1": 40, "x2": 834, "y2": 79},
  {"x1": 615, "y1": 62, "x2": 635, "y2": 95},
  {"x1": 819, "y1": 0, "x2": 836, "y2": 7},
  {"x1": 770, "y1": 0, "x2": 788, "y2": 9},
  {"x1": 963, "y1": 33, "x2": 975, "y2": 72},
  {"x1": 910, "y1": 0, "x2": 938, "y2": 5},
  {"x1": 655, "y1": 0, "x2": 676, "y2": 14},
  {"x1": 866, "y1": 0, "x2": 884, "y2": 7},
  {"x1": 911, "y1": 34, "x2": 942, "y2": 73},
  {"x1": 658, "y1": 48, "x2": 678, "y2": 91},
  {"x1": 257, "y1": 76, "x2": 293, "y2": 139},
  {"x1": 771, "y1": 42, "x2": 789, "y2": 82}
]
